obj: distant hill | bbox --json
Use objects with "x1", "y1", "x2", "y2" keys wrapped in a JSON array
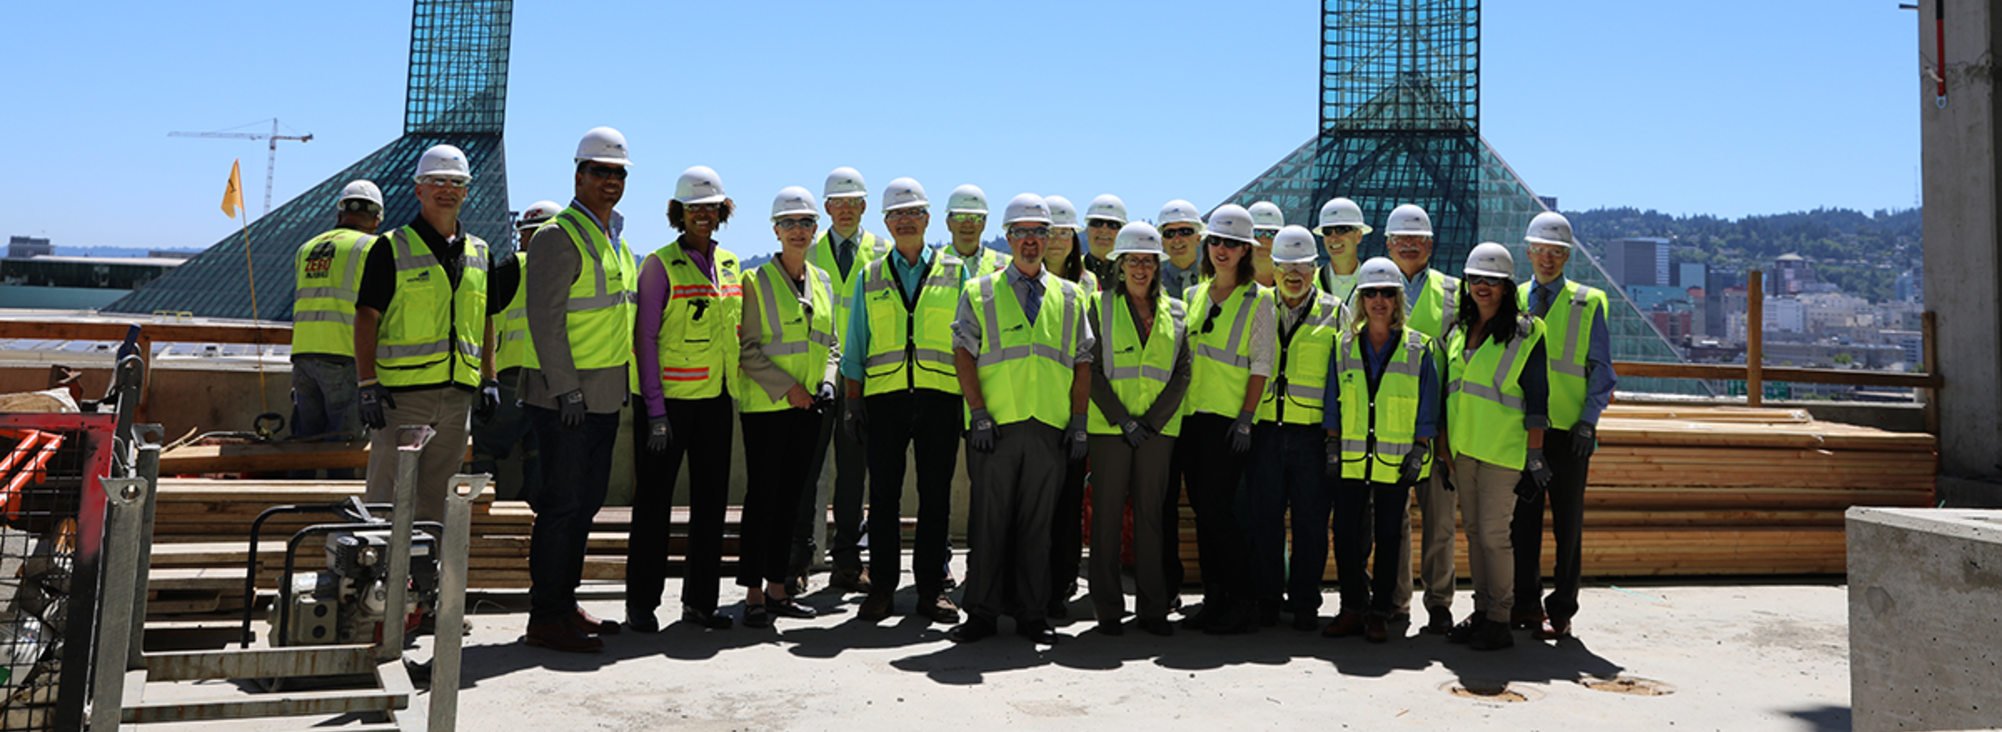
[{"x1": 1568, "y1": 207, "x2": 1921, "y2": 301}]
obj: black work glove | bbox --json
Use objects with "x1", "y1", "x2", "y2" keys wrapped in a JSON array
[
  {"x1": 1399, "y1": 443, "x2": 1429, "y2": 485},
  {"x1": 559, "y1": 389, "x2": 587, "y2": 428},
  {"x1": 1119, "y1": 419, "x2": 1153, "y2": 449},
  {"x1": 813, "y1": 381, "x2": 838, "y2": 413},
  {"x1": 475, "y1": 379, "x2": 501, "y2": 422},
  {"x1": 647, "y1": 417, "x2": 671, "y2": 453},
  {"x1": 842, "y1": 395, "x2": 867, "y2": 444},
  {"x1": 1227, "y1": 410, "x2": 1254, "y2": 455},
  {"x1": 358, "y1": 382, "x2": 394, "y2": 430},
  {"x1": 1324, "y1": 436, "x2": 1341, "y2": 480},
  {"x1": 967, "y1": 408, "x2": 998, "y2": 454},
  {"x1": 1518, "y1": 447, "x2": 1553, "y2": 501},
  {"x1": 1065, "y1": 414, "x2": 1089, "y2": 462},
  {"x1": 1572, "y1": 421, "x2": 1598, "y2": 459}
]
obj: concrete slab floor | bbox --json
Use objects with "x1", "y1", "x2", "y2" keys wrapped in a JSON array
[{"x1": 128, "y1": 562, "x2": 1852, "y2": 731}]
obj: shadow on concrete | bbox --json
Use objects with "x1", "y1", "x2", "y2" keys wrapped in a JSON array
[
  {"x1": 782, "y1": 585, "x2": 953, "y2": 660},
  {"x1": 887, "y1": 619, "x2": 1059, "y2": 685},
  {"x1": 1781, "y1": 704, "x2": 1853, "y2": 732},
  {"x1": 454, "y1": 607, "x2": 771, "y2": 685},
  {"x1": 1435, "y1": 633, "x2": 1626, "y2": 693}
]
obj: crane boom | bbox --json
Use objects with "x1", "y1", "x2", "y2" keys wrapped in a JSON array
[{"x1": 167, "y1": 118, "x2": 314, "y2": 217}]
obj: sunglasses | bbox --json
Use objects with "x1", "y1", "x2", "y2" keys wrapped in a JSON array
[
  {"x1": 1467, "y1": 275, "x2": 1511, "y2": 288},
  {"x1": 417, "y1": 176, "x2": 470, "y2": 189},
  {"x1": 1087, "y1": 219, "x2": 1122, "y2": 230},
  {"x1": 583, "y1": 164, "x2": 628, "y2": 180},
  {"x1": 1161, "y1": 226, "x2": 1198, "y2": 239},
  {"x1": 1207, "y1": 237, "x2": 1249, "y2": 250},
  {"x1": 1199, "y1": 302, "x2": 1223, "y2": 334},
  {"x1": 774, "y1": 217, "x2": 817, "y2": 231},
  {"x1": 947, "y1": 213, "x2": 985, "y2": 223},
  {"x1": 1321, "y1": 225, "x2": 1360, "y2": 236},
  {"x1": 1359, "y1": 288, "x2": 1398, "y2": 300},
  {"x1": 886, "y1": 208, "x2": 928, "y2": 220},
  {"x1": 1007, "y1": 226, "x2": 1051, "y2": 239}
]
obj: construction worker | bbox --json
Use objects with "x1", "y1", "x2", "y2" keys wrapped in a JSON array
[
  {"x1": 1323, "y1": 257, "x2": 1440, "y2": 644},
  {"x1": 1248, "y1": 201, "x2": 1285, "y2": 288},
  {"x1": 1044, "y1": 195, "x2": 1099, "y2": 292},
  {"x1": 792, "y1": 166, "x2": 890, "y2": 596},
  {"x1": 842, "y1": 177, "x2": 965, "y2": 625},
  {"x1": 1245, "y1": 226, "x2": 1346, "y2": 631},
  {"x1": 1081, "y1": 194, "x2": 1127, "y2": 284},
  {"x1": 946, "y1": 184, "x2": 1010, "y2": 279},
  {"x1": 948, "y1": 193, "x2": 1094, "y2": 646},
  {"x1": 290, "y1": 180, "x2": 382, "y2": 444},
  {"x1": 1383, "y1": 203, "x2": 1463, "y2": 635},
  {"x1": 631, "y1": 165, "x2": 743, "y2": 632},
  {"x1": 517, "y1": 128, "x2": 637, "y2": 652},
  {"x1": 1178, "y1": 204, "x2": 1276, "y2": 635},
  {"x1": 1511, "y1": 211, "x2": 1615, "y2": 641},
  {"x1": 1317, "y1": 197, "x2": 1371, "y2": 304},
  {"x1": 475, "y1": 199, "x2": 561, "y2": 501},
  {"x1": 1084, "y1": 222, "x2": 1189, "y2": 637},
  {"x1": 1442, "y1": 242, "x2": 1550, "y2": 651},
  {"x1": 734, "y1": 186, "x2": 839, "y2": 629},
  {"x1": 1157, "y1": 199, "x2": 1205, "y2": 297}
]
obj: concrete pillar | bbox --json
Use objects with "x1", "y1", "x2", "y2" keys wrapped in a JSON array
[{"x1": 1919, "y1": 1, "x2": 2002, "y2": 499}]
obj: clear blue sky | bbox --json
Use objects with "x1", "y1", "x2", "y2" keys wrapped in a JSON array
[{"x1": 2, "y1": 1, "x2": 1919, "y2": 259}]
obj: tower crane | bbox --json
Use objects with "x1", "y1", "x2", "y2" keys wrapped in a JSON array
[{"x1": 169, "y1": 118, "x2": 314, "y2": 217}]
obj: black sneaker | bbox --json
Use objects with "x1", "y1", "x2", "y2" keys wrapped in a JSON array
[
  {"x1": 1446, "y1": 616, "x2": 1482, "y2": 644},
  {"x1": 1469, "y1": 618, "x2": 1516, "y2": 651}
]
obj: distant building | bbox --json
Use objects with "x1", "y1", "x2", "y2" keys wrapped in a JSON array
[
  {"x1": 1537, "y1": 196, "x2": 1559, "y2": 211},
  {"x1": 147, "y1": 250, "x2": 197, "y2": 261},
  {"x1": 1676, "y1": 261, "x2": 1705, "y2": 289},
  {"x1": 1894, "y1": 268, "x2": 1923, "y2": 303},
  {"x1": 1773, "y1": 253, "x2": 1816, "y2": 295},
  {"x1": 1604, "y1": 237, "x2": 1671, "y2": 288},
  {"x1": 7, "y1": 236, "x2": 52, "y2": 259},
  {"x1": 0, "y1": 255, "x2": 182, "y2": 310},
  {"x1": 1764, "y1": 296, "x2": 1806, "y2": 333},
  {"x1": 1628, "y1": 284, "x2": 1692, "y2": 312},
  {"x1": 1649, "y1": 310, "x2": 1694, "y2": 342}
]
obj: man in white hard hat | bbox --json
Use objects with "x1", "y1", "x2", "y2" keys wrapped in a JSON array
[
  {"x1": 290, "y1": 180, "x2": 384, "y2": 445},
  {"x1": 1379, "y1": 202, "x2": 1464, "y2": 636},
  {"x1": 1081, "y1": 194, "x2": 1127, "y2": 285},
  {"x1": 1157, "y1": 199, "x2": 1205, "y2": 297},
  {"x1": 472, "y1": 200, "x2": 563, "y2": 502},
  {"x1": 1510, "y1": 211, "x2": 1615, "y2": 642},
  {"x1": 793, "y1": 166, "x2": 891, "y2": 596},
  {"x1": 1316, "y1": 197, "x2": 1372, "y2": 304},
  {"x1": 946, "y1": 184, "x2": 1010, "y2": 279},
  {"x1": 516, "y1": 128, "x2": 639, "y2": 651},
  {"x1": 1247, "y1": 201, "x2": 1285, "y2": 288},
  {"x1": 948, "y1": 193, "x2": 1095, "y2": 646}
]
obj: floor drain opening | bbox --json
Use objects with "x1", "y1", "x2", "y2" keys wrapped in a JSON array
[
  {"x1": 1579, "y1": 676, "x2": 1675, "y2": 697},
  {"x1": 1443, "y1": 681, "x2": 1534, "y2": 703}
]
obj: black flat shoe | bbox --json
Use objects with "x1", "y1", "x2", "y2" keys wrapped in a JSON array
[
  {"x1": 768, "y1": 597, "x2": 818, "y2": 619},
  {"x1": 1138, "y1": 618, "x2": 1176, "y2": 637},
  {"x1": 682, "y1": 606, "x2": 734, "y2": 630},
  {"x1": 742, "y1": 604, "x2": 773, "y2": 629},
  {"x1": 949, "y1": 617, "x2": 997, "y2": 643}
]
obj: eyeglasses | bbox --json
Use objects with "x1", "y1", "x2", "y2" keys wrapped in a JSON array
[
  {"x1": 1321, "y1": 225, "x2": 1360, "y2": 236},
  {"x1": 774, "y1": 217, "x2": 817, "y2": 231},
  {"x1": 686, "y1": 202, "x2": 724, "y2": 215},
  {"x1": 1007, "y1": 226, "x2": 1050, "y2": 239},
  {"x1": 1278, "y1": 262, "x2": 1318, "y2": 274},
  {"x1": 1527, "y1": 245, "x2": 1569, "y2": 259},
  {"x1": 417, "y1": 176, "x2": 470, "y2": 189},
  {"x1": 1207, "y1": 236, "x2": 1249, "y2": 250},
  {"x1": 1199, "y1": 302, "x2": 1223, "y2": 334},
  {"x1": 1359, "y1": 288, "x2": 1398, "y2": 300},
  {"x1": 886, "y1": 208, "x2": 928, "y2": 220},
  {"x1": 1121, "y1": 256, "x2": 1159, "y2": 269},
  {"x1": 1087, "y1": 219, "x2": 1122, "y2": 230},
  {"x1": 584, "y1": 164, "x2": 628, "y2": 181},
  {"x1": 1161, "y1": 226, "x2": 1197, "y2": 239},
  {"x1": 947, "y1": 213, "x2": 985, "y2": 223},
  {"x1": 1467, "y1": 275, "x2": 1511, "y2": 288}
]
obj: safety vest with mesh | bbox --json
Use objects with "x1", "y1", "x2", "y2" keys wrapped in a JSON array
[
  {"x1": 738, "y1": 259, "x2": 838, "y2": 414},
  {"x1": 1406, "y1": 268, "x2": 1461, "y2": 340},
  {"x1": 1256, "y1": 292, "x2": 1345, "y2": 426},
  {"x1": 958, "y1": 246, "x2": 1012, "y2": 280},
  {"x1": 967, "y1": 271, "x2": 1087, "y2": 429},
  {"x1": 810, "y1": 229, "x2": 892, "y2": 344},
  {"x1": 648, "y1": 239, "x2": 741, "y2": 400},
  {"x1": 859, "y1": 250, "x2": 965, "y2": 397},
  {"x1": 1182, "y1": 281, "x2": 1275, "y2": 418},
  {"x1": 291, "y1": 228, "x2": 375, "y2": 357},
  {"x1": 1444, "y1": 315, "x2": 1546, "y2": 471},
  {"x1": 1086, "y1": 291, "x2": 1186, "y2": 437},
  {"x1": 495, "y1": 251, "x2": 532, "y2": 372},
  {"x1": 1335, "y1": 328, "x2": 1435, "y2": 484},
  {"x1": 1518, "y1": 279, "x2": 1607, "y2": 431},
  {"x1": 374, "y1": 226, "x2": 488, "y2": 389}
]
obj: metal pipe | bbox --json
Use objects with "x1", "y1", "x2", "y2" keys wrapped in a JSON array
[
  {"x1": 128, "y1": 435, "x2": 161, "y2": 669},
  {"x1": 429, "y1": 472, "x2": 489, "y2": 732},
  {"x1": 89, "y1": 477, "x2": 149, "y2": 732},
  {"x1": 379, "y1": 425, "x2": 434, "y2": 661}
]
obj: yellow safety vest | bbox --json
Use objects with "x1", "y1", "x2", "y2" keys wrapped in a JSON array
[
  {"x1": 1256, "y1": 292, "x2": 1344, "y2": 426},
  {"x1": 859, "y1": 250, "x2": 965, "y2": 397},
  {"x1": 291, "y1": 228, "x2": 374, "y2": 357},
  {"x1": 738, "y1": 259, "x2": 838, "y2": 414},
  {"x1": 1182, "y1": 281, "x2": 1274, "y2": 418},
  {"x1": 967, "y1": 271, "x2": 1087, "y2": 429},
  {"x1": 1444, "y1": 315, "x2": 1545, "y2": 471},
  {"x1": 810, "y1": 230, "x2": 892, "y2": 344},
  {"x1": 648, "y1": 239, "x2": 741, "y2": 400},
  {"x1": 1335, "y1": 328, "x2": 1434, "y2": 484},
  {"x1": 495, "y1": 251, "x2": 531, "y2": 373},
  {"x1": 1086, "y1": 291, "x2": 1186, "y2": 437},
  {"x1": 1406, "y1": 268, "x2": 1461, "y2": 340},
  {"x1": 374, "y1": 226, "x2": 488, "y2": 389},
  {"x1": 957, "y1": 245, "x2": 1012, "y2": 281},
  {"x1": 1519, "y1": 279, "x2": 1607, "y2": 431}
]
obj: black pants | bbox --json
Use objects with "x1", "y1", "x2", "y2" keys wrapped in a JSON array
[
  {"x1": 1335, "y1": 480, "x2": 1412, "y2": 616},
  {"x1": 627, "y1": 394, "x2": 735, "y2": 615},
  {"x1": 1049, "y1": 456, "x2": 1088, "y2": 601},
  {"x1": 526, "y1": 406, "x2": 618, "y2": 623},
  {"x1": 864, "y1": 390, "x2": 960, "y2": 599},
  {"x1": 1512, "y1": 427, "x2": 1590, "y2": 622},
  {"x1": 739, "y1": 408, "x2": 822, "y2": 588},
  {"x1": 1244, "y1": 424, "x2": 1329, "y2": 612},
  {"x1": 791, "y1": 390, "x2": 865, "y2": 573},
  {"x1": 1182, "y1": 412, "x2": 1253, "y2": 609},
  {"x1": 1162, "y1": 439, "x2": 1189, "y2": 597}
]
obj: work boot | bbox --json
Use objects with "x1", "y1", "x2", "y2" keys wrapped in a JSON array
[
  {"x1": 1364, "y1": 614, "x2": 1390, "y2": 643},
  {"x1": 768, "y1": 597, "x2": 818, "y2": 619},
  {"x1": 1446, "y1": 616, "x2": 1483, "y2": 644},
  {"x1": 1469, "y1": 618, "x2": 1515, "y2": 651},
  {"x1": 1421, "y1": 606, "x2": 1453, "y2": 635},
  {"x1": 525, "y1": 619, "x2": 603, "y2": 653},
  {"x1": 1321, "y1": 611, "x2": 1365, "y2": 638},
  {"x1": 858, "y1": 592, "x2": 894, "y2": 622},
  {"x1": 830, "y1": 566, "x2": 872, "y2": 594}
]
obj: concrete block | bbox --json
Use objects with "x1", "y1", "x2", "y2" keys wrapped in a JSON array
[{"x1": 1848, "y1": 507, "x2": 2002, "y2": 731}]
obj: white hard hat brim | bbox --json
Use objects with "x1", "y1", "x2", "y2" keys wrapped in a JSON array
[
  {"x1": 1321, "y1": 223, "x2": 1374, "y2": 234},
  {"x1": 1271, "y1": 254, "x2": 1318, "y2": 264},
  {"x1": 1087, "y1": 214, "x2": 1127, "y2": 222},
  {"x1": 1005, "y1": 215, "x2": 1054, "y2": 225},
  {"x1": 678, "y1": 193, "x2": 727, "y2": 205},
  {"x1": 1464, "y1": 265, "x2": 1513, "y2": 279},
  {"x1": 825, "y1": 191, "x2": 868, "y2": 199},
  {"x1": 1524, "y1": 235, "x2": 1574, "y2": 247},
  {"x1": 884, "y1": 200, "x2": 929, "y2": 211},
  {"x1": 1354, "y1": 280, "x2": 1403, "y2": 290},
  {"x1": 416, "y1": 172, "x2": 472, "y2": 182},
  {"x1": 947, "y1": 207, "x2": 988, "y2": 215},
  {"x1": 1385, "y1": 229, "x2": 1434, "y2": 238},
  {"x1": 577, "y1": 155, "x2": 632, "y2": 167}
]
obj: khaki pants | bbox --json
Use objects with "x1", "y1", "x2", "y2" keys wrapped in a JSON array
[
  {"x1": 1417, "y1": 469, "x2": 1459, "y2": 612},
  {"x1": 1453, "y1": 455, "x2": 1520, "y2": 623},
  {"x1": 364, "y1": 386, "x2": 473, "y2": 524}
]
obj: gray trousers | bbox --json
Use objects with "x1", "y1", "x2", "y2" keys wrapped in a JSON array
[
  {"x1": 290, "y1": 355, "x2": 358, "y2": 441},
  {"x1": 1418, "y1": 468, "x2": 1459, "y2": 612},
  {"x1": 1453, "y1": 455, "x2": 1520, "y2": 622},
  {"x1": 364, "y1": 386, "x2": 473, "y2": 524},
  {"x1": 1087, "y1": 433, "x2": 1177, "y2": 623},
  {"x1": 964, "y1": 421, "x2": 1064, "y2": 624}
]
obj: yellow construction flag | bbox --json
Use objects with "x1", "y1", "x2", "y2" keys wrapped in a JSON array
[{"x1": 220, "y1": 159, "x2": 244, "y2": 219}]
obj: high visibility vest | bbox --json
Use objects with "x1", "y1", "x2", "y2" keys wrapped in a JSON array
[
  {"x1": 1519, "y1": 279, "x2": 1607, "y2": 431},
  {"x1": 1182, "y1": 281, "x2": 1275, "y2": 418},
  {"x1": 737, "y1": 260, "x2": 838, "y2": 414},
  {"x1": 1406, "y1": 268, "x2": 1461, "y2": 340},
  {"x1": 1086, "y1": 291, "x2": 1186, "y2": 437},
  {"x1": 1335, "y1": 328, "x2": 1434, "y2": 484},
  {"x1": 546, "y1": 208, "x2": 639, "y2": 379},
  {"x1": 290, "y1": 228, "x2": 375, "y2": 357},
  {"x1": 1320, "y1": 266, "x2": 1359, "y2": 305},
  {"x1": 374, "y1": 226, "x2": 488, "y2": 389},
  {"x1": 809, "y1": 230, "x2": 891, "y2": 344},
  {"x1": 495, "y1": 251, "x2": 531, "y2": 372},
  {"x1": 1444, "y1": 315, "x2": 1545, "y2": 471},
  {"x1": 966, "y1": 271, "x2": 1087, "y2": 429},
  {"x1": 956, "y1": 245, "x2": 1012, "y2": 280},
  {"x1": 648, "y1": 239, "x2": 741, "y2": 400},
  {"x1": 1256, "y1": 293, "x2": 1345, "y2": 426},
  {"x1": 859, "y1": 250, "x2": 965, "y2": 397}
]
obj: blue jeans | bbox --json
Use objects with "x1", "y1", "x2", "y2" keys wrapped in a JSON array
[
  {"x1": 526, "y1": 406, "x2": 618, "y2": 622},
  {"x1": 1244, "y1": 423, "x2": 1331, "y2": 613}
]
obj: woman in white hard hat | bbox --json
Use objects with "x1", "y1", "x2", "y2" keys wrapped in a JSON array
[
  {"x1": 1322, "y1": 257, "x2": 1441, "y2": 643},
  {"x1": 731, "y1": 187, "x2": 839, "y2": 628},
  {"x1": 1084, "y1": 222, "x2": 1191, "y2": 637},
  {"x1": 1038, "y1": 195, "x2": 1095, "y2": 618},
  {"x1": 1177, "y1": 204, "x2": 1276, "y2": 635},
  {"x1": 1247, "y1": 201, "x2": 1285, "y2": 288},
  {"x1": 1043, "y1": 195, "x2": 1100, "y2": 293},
  {"x1": 1439, "y1": 241, "x2": 1550, "y2": 651},
  {"x1": 631, "y1": 166, "x2": 743, "y2": 631}
]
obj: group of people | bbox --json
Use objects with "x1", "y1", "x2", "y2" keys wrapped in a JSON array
[{"x1": 288, "y1": 125, "x2": 1614, "y2": 655}]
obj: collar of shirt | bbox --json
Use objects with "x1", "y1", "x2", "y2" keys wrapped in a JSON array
[
  {"x1": 889, "y1": 243, "x2": 934, "y2": 280},
  {"x1": 1536, "y1": 275, "x2": 1569, "y2": 303},
  {"x1": 409, "y1": 215, "x2": 465, "y2": 252},
  {"x1": 1280, "y1": 295, "x2": 1313, "y2": 330},
  {"x1": 1402, "y1": 267, "x2": 1430, "y2": 307},
  {"x1": 1359, "y1": 327, "x2": 1401, "y2": 376},
  {"x1": 830, "y1": 229, "x2": 861, "y2": 250},
  {"x1": 566, "y1": 198, "x2": 624, "y2": 242},
  {"x1": 1004, "y1": 264, "x2": 1048, "y2": 292}
]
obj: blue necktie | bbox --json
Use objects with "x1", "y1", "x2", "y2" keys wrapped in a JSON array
[
  {"x1": 1534, "y1": 285, "x2": 1553, "y2": 317},
  {"x1": 835, "y1": 238, "x2": 855, "y2": 279},
  {"x1": 1021, "y1": 277, "x2": 1043, "y2": 323}
]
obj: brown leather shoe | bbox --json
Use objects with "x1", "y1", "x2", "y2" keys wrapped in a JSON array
[
  {"x1": 576, "y1": 606, "x2": 620, "y2": 636},
  {"x1": 858, "y1": 592, "x2": 894, "y2": 621},
  {"x1": 1364, "y1": 614, "x2": 1389, "y2": 643},
  {"x1": 1534, "y1": 618, "x2": 1572, "y2": 640},
  {"x1": 525, "y1": 619, "x2": 603, "y2": 653},
  {"x1": 830, "y1": 566, "x2": 873, "y2": 594},
  {"x1": 916, "y1": 594, "x2": 960, "y2": 624},
  {"x1": 1320, "y1": 611, "x2": 1365, "y2": 638}
]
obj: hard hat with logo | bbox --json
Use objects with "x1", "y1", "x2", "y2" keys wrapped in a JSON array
[
  {"x1": 823, "y1": 167, "x2": 868, "y2": 200},
  {"x1": 1110, "y1": 222, "x2": 1166, "y2": 259},
  {"x1": 1524, "y1": 211, "x2": 1577, "y2": 248},
  {"x1": 1270, "y1": 225, "x2": 1319, "y2": 264},
  {"x1": 673, "y1": 165, "x2": 727, "y2": 205},
  {"x1": 1046, "y1": 196, "x2": 1079, "y2": 228},
  {"x1": 1205, "y1": 204, "x2": 1257, "y2": 244},
  {"x1": 1464, "y1": 242, "x2": 1516, "y2": 279},
  {"x1": 770, "y1": 186, "x2": 819, "y2": 221},
  {"x1": 518, "y1": 200, "x2": 562, "y2": 229},
  {"x1": 882, "y1": 177, "x2": 928, "y2": 211},
  {"x1": 1248, "y1": 201, "x2": 1285, "y2": 232},
  {"x1": 1002, "y1": 193, "x2": 1053, "y2": 225},
  {"x1": 574, "y1": 127, "x2": 632, "y2": 167},
  {"x1": 1086, "y1": 194, "x2": 1128, "y2": 224},
  {"x1": 338, "y1": 180, "x2": 383, "y2": 209},
  {"x1": 1384, "y1": 204, "x2": 1434, "y2": 238},
  {"x1": 414, "y1": 144, "x2": 471, "y2": 182},
  {"x1": 1317, "y1": 197, "x2": 1372, "y2": 233},
  {"x1": 1355, "y1": 257, "x2": 1404, "y2": 290},
  {"x1": 1158, "y1": 199, "x2": 1204, "y2": 227},
  {"x1": 946, "y1": 184, "x2": 988, "y2": 215}
]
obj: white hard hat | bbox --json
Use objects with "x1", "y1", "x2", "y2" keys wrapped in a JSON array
[
  {"x1": 1110, "y1": 221, "x2": 1166, "y2": 259},
  {"x1": 338, "y1": 180, "x2": 383, "y2": 208},
  {"x1": 414, "y1": 144, "x2": 471, "y2": 182},
  {"x1": 1355, "y1": 256, "x2": 1404, "y2": 290},
  {"x1": 673, "y1": 165, "x2": 727, "y2": 205},
  {"x1": 1046, "y1": 195, "x2": 1079, "y2": 228},
  {"x1": 1525, "y1": 211, "x2": 1577, "y2": 248},
  {"x1": 1316, "y1": 197, "x2": 1372, "y2": 233},
  {"x1": 1158, "y1": 199, "x2": 1204, "y2": 226},
  {"x1": 946, "y1": 184, "x2": 988, "y2": 215},
  {"x1": 574, "y1": 126, "x2": 632, "y2": 167},
  {"x1": 770, "y1": 186, "x2": 819, "y2": 221},
  {"x1": 1248, "y1": 201, "x2": 1285, "y2": 231},
  {"x1": 882, "y1": 177, "x2": 928, "y2": 211},
  {"x1": 1464, "y1": 242, "x2": 1516, "y2": 279},
  {"x1": 519, "y1": 200, "x2": 563, "y2": 228},
  {"x1": 1086, "y1": 194, "x2": 1128, "y2": 224},
  {"x1": 1002, "y1": 193, "x2": 1053, "y2": 225},
  {"x1": 823, "y1": 167, "x2": 868, "y2": 200},
  {"x1": 1205, "y1": 204, "x2": 1257, "y2": 244},
  {"x1": 1270, "y1": 225, "x2": 1319, "y2": 264},
  {"x1": 1384, "y1": 204, "x2": 1434, "y2": 238}
]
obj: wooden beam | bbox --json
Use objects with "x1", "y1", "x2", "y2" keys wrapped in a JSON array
[
  {"x1": 1748, "y1": 269, "x2": 1764, "y2": 407},
  {"x1": 1613, "y1": 361, "x2": 1940, "y2": 389}
]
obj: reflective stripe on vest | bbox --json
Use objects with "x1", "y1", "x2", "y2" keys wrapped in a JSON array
[
  {"x1": 811, "y1": 230, "x2": 891, "y2": 348},
  {"x1": 1256, "y1": 293, "x2": 1344, "y2": 426},
  {"x1": 1407, "y1": 268, "x2": 1460, "y2": 340},
  {"x1": 859, "y1": 251, "x2": 965, "y2": 396},
  {"x1": 375, "y1": 226, "x2": 487, "y2": 389},
  {"x1": 1520, "y1": 279, "x2": 1604, "y2": 430},
  {"x1": 1086, "y1": 292, "x2": 1186, "y2": 437},
  {"x1": 1335, "y1": 328, "x2": 1431, "y2": 484},
  {"x1": 1183, "y1": 281, "x2": 1273, "y2": 417},
  {"x1": 496, "y1": 250, "x2": 533, "y2": 372},
  {"x1": 548, "y1": 209, "x2": 639, "y2": 383},
  {"x1": 291, "y1": 228, "x2": 374, "y2": 357},
  {"x1": 738, "y1": 260, "x2": 838, "y2": 413},
  {"x1": 1444, "y1": 315, "x2": 1544, "y2": 471},
  {"x1": 971, "y1": 271, "x2": 1084, "y2": 429},
  {"x1": 650, "y1": 239, "x2": 741, "y2": 400}
]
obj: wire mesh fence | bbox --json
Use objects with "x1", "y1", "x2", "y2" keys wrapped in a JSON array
[{"x1": 0, "y1": 417, "x2": 114, "y2": 731}]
